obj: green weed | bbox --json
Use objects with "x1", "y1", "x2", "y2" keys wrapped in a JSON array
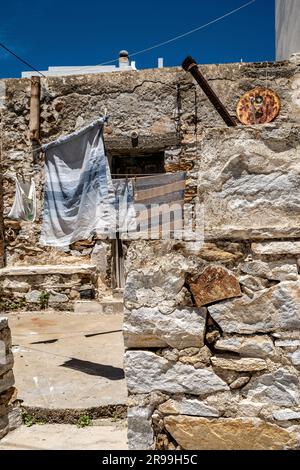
[
  {"x1": 39, "y1": 291, "x2": 50, "y2": 309},
  {"x1": 77, "y1": 415, "x2": 92, "y2": 428}
]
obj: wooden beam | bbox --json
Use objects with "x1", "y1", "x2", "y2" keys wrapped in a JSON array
[
  {"x1": 29, "y1": 76, "x2": 40, "y2": 141},
  {"x1": 182, "y1": 56, "x2": 237, "y2": 127}
]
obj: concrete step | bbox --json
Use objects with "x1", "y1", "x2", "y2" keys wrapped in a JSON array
[{"x1": 0, "y1": 421, "x2": 128, "y2": 450}]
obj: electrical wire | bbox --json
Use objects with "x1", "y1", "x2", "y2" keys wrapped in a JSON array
[
  {"x1": 0, "y1": 0, "x2": 255, "y2": 78},
  {"x1": 13, "y1": 344, "x2": 77, "y2": 360},
  {"x1": 13, "y1": 328, "x2": 122, "y2": 340},
  {"x1": 75, "y1": 0, "x2": 256, "y2": 71},
  {"x1": 0, "y1": 42, "x2": 46, "y2": 78}
]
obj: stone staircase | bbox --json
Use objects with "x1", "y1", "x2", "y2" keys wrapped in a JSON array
[
  {"x1": 0, "y1": 264, "x2": 123, "y2": 314},
  {"x1": 74, "y1": 290, "x2": 124, "y2": 315}
]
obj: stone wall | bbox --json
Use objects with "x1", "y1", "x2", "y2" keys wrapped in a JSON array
[
  {"x1": 119, "y1": 57, "x2": 300, "y2": 450},
  {"x1": 124, "y1": 240, "x2": 300, "y2": 450},
  {"x1": 0, "y1": 317, "x2": 20, "y2": 439},
  {"x1": 276, "y1": 0, "x2": 300, "y2": 60},
  {"x1": 1, "y1": 57, "x2": 300, "y2": 448},
  {"x1": 0, "y1": 106, "x2": 5, "y2": 268},
  {"x1": 0, "y1": 264, "x2": 99, "y2": 312},
  {"x1": 1, "y1": 58, "x2": 300, "y2": 272}
]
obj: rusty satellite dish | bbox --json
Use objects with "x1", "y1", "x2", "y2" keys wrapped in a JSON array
[{"x1": 236, "y1": 87, "x2": 281, "y2": 125}]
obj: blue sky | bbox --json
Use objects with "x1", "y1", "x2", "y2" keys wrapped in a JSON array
[{"x1": 0, "y1": 0, "x2": 275, "y2": 78}]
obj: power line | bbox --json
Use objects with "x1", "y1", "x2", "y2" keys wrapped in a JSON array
[
  {"x1": 0, "y1": 42, "x2": 46, "y2": 77},
  {"x1": 13, "y1": 328, "x2": 122, "y2": 340},
  {"x1": 0, "y1": 0, "x2": 255, "y2": 78},
  {"x1": 76, "y1": 0, "x2": 256, "y2": 72}
]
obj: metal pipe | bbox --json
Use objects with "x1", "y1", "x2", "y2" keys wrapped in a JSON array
[
  {"x1": 182, "y1": 56, "x2": 236, "y2": 127},
  {"x1": 29, "y1": 76, "x2": 41, "y2": 141}
]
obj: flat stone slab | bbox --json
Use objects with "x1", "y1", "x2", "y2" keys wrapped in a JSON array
[
  {"x1": 158, "y1": 398, "x2": 219, "y2": 417},
  {"x1": 164, "y1": 416, "x2": 299, "y2": 450},
  {"x1": 125, "y1": 350, "x2": 228, "y2": 395},
  {"x1": 0, "y1": 421, "x2": 128, "y2": 450},
  {"x1": 251, "y1": 241, "x2": 300, "y2": 256},
  {"x1": 74, "y1": 300, "x2": 124, "y2": 315},
  {"x1": 242, "y1": 368, "x2": 299, "y2": 406},
  {"x1": 198, "y1": 126, "x2": 300, "y2": 240},
  {"x1": 211, "y1": 357, "x2": 267, "y2": 372},
  {"x1": 124, "y1": 307, "x2": 206, "y2": 349},
  {"x1": 100, "y1": 299, "x2": 124, "y2": 315},
  {"x1": 273, "y1": 409, "x2": 300, "y2": 421},
  {"x1": 215, "y1": 335, "x2": 275, "y2": 358},
  {"x1": 208, "y1": 280, "x2": 300, "y2": 334},
  {"x1": 0, "y1": 264, "x2": 97, "y2": 277},
  {"x1": 74, "y1": 301, "x2": 104, "y2": 314},
  {"x1": 189, "y1": 266, "x2": 241, "y2": 307},
  {"x1": 9, "y1": 313, "x2": 127, "y2": 409}
]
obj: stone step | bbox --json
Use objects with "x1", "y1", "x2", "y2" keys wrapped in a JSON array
[
  {"x1": 100, "y1": 298, "x2": 124, "y2": 315},
  {"x1": 0, "y1": 264, "x2": 97, "y2": 277},
  {"x1": 20, "y1": 405, "x2": 127, "y2": 424},
  {"x1": 74, "y1": 299, "x2": 123, "y2": 315},
  {"x1": 74, "y1": 300, "x2": 103, "y2": 314},
  {"x1": 0, "y1": 421, "x2": 128, "y2": 450},
  {"x1": 0, "y1": 264, "x2": 98, "y2": 312},
  {"x1": 112, "y1": 288, "x2": 125, "y2": 300}
]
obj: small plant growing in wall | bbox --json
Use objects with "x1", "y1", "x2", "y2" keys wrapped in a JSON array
[
  {"x1": 22, "y1": 413, "x2": 45, "y2": 427},
  {"x1": 111, "y1": 412, "x2": 121, "y2": 423},
  {"x1": 23, "y1": 413, "x2": 35, "y2": 427},
  {"x1": 0, "y1": 298, "x2": 26, "y2": 311},
  {"x1": 77, "y1": 415, "x2": 92, "y2": 428},
  {"x1": 39, "y1": 291, "x2": 50, "y2": 309},
  {"x1": 0, "y1": 288, "x2": 26, "y2": 311}
]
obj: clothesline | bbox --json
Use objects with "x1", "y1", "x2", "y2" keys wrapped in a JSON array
[
  {"x1": 26, "y1": 115, "x2": 109, "y2": 154},
  {"x1": 6, "y1": 172, "x2": 171, "y2": 181},
  {"x1": 8, "y1": 117, "x2": 187, "y2": 245},
  {"x1": 13, "y1": 328, "x2": 122, "y2": 340},
  {"x1": 111, "y1": 173, "x2": 166, "y2": 177}
]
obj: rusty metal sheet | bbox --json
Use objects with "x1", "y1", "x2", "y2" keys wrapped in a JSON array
[{"x1": 236, "y1": 87, "x2": 281, "y2": 125}]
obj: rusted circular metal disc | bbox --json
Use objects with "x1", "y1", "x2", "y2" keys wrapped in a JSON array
[{"x1": 236, "y1": 87, "x2": 281, "y2": 125}]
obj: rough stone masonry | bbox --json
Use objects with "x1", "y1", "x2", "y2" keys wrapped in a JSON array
[
  {"x1": 1, "y1": 57, "x2": 300, "y2": 302},
  {"x1": 122, "y1": 56, "x2": 300, "y2": 450},
  {"x1": 0, "y1": 317, "x2": 20, "y2": 439},
  {"x1": 124, "y1": 240, "x2": 300, "y2": 450},
  {"x1": 1, "y1": 54, "x2": 300, "y2": 448}
]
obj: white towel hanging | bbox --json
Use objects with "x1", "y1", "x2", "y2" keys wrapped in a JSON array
[{"x1": 8, "y1": 176, "x2": 37, "y2": 222}]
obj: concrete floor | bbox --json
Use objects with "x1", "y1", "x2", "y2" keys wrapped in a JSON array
[
  {"x1": 9, "y1": 313, "x2": 127, "y2": 409},
  {"x1": 0, "y1": 420, "x2": 128, "y2": 450}
]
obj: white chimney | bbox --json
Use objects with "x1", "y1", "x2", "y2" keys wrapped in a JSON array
[
  {"x1": 158, "y1": 57, "x2": 164, "y2": 68},
  {"x1": 119, "y1": 50, "x2": 129, "y2": 70}
]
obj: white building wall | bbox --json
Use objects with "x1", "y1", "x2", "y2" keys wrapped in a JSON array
[{"x1": 276, "y1": 0, "x2": 300, "y2": 60}]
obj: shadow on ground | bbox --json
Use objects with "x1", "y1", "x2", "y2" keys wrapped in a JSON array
[{"x1": 61, "y1": 358, "x2": 125, "y2": 380}]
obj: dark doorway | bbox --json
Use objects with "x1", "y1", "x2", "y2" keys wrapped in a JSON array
[
  {"x1": 112, "y1": 152, "x2": 165, "y2": 177},
  {"x1": 110, "y1": 152, "x2": 165, "y2": 289}
]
